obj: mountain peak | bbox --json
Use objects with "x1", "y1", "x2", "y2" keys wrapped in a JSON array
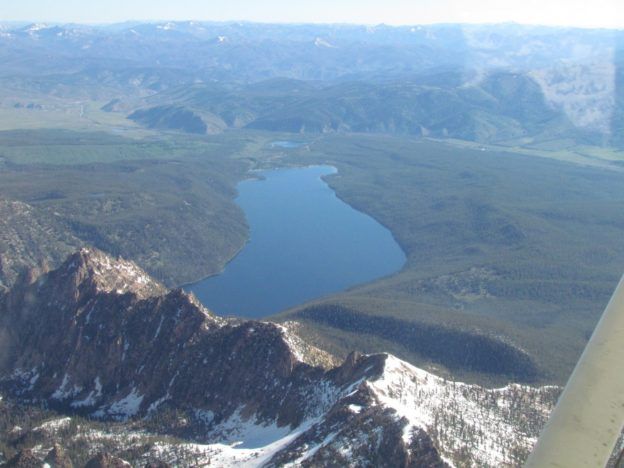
[{"x1": 58, "y1": 247, "x2": 166, "y2": 299}]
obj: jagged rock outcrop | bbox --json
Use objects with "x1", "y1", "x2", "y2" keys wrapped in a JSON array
[
  {"x1": 0, "y1": 249, "x2": 559, "y2": 467},
  {"x1": 0, "y1": 249, "x2": 325, "y2": 427},
  {"x1": 84, "y1": 452, "x2": 130, "y2": 468},
  {"x1": 44, "y1": 444, "x2": 74, "y2": 468}
]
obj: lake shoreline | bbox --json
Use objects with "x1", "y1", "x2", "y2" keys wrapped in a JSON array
[{"x1": 184, "y1": 164, "x2": 406, "y2": 318}]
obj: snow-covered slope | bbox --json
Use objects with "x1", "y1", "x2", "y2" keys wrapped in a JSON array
[
  {"x1": 368, "y1": 355, "x2": 557, "y2": 467},
  {"x1": 0, "y1": 354, "x2": 557, "y2": 467},
  {"x1": 13, "y1": 353, "x2": 556, "y2": 467}
]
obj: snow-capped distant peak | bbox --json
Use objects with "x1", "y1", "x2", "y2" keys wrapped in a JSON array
[
  {"x1": 157, "y1": 22, "x2": 176, "y2": 31},
  {"x1": 187, "y1": 21, "x2": 206, "y2": 32},
  {"x1": 27, "y1": 23, "x2": 48, "y2": 32},
  {"x1": 314, "y1": 37, "x2": 336, "y2": 48}
]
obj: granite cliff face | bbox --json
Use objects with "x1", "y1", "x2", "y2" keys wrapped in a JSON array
[{"x1": 0, "y1": 249, "x2": 559, "y2": 467}]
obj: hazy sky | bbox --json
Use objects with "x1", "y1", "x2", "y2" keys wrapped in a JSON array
[{"x1": 2, "y1": 0, "x2": 622, "y2": 29}]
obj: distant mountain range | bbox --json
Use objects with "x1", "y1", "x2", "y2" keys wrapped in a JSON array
[
  {"x1": 0, "y1": 21, "x2": 618, "y2": 79},
  {"x1": 1, "y1": 22, "x2": 622, "y2": 145},
  {"x1": 124, "y1": 71, "x2": 581, "y2": 143},
  {"x1": 0, "y1": 248, "x2": 559, "y2": 466}
]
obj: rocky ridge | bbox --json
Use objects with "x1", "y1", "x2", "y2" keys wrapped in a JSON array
[{"x1": 0, "y1": 249, "x2": 560, "y2": 466}]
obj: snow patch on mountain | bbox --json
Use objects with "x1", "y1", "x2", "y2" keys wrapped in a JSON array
[
  {"x1": 314, "y1": 37, "x2": 336, "y2": 48},
  {"x1": 149, "y1": 412, "x2": 319, "y2": 467},
  {"x1": 157, "y1": 23, "x2": 176, "y2": 31},
  {"x1": 369, "y1": 355, "x2": 556, "y2": 467},
  {"x1": 71, "y1": 377, "x2": 103, "y2": 408},
  {"x1": 51, "y1": 373, "x2": 83, "y2": 401},
  {"x1": 26, "y1": 23, "x2": 48, "y2": 32},
  {"x1": 33, "y1": 417, "x2": 72, "y2": 435},
  {"x1": 94, "y1": 388, "x2": 144, "y2": 421}
]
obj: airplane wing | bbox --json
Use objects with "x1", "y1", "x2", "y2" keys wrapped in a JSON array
[{"x1": 526, "y1": 274, "x2": 624, "y2": 467}]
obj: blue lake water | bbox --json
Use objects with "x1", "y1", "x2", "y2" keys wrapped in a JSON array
[{"x1": 186, "y1": 165, "x2": 405, "y2": 318}]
